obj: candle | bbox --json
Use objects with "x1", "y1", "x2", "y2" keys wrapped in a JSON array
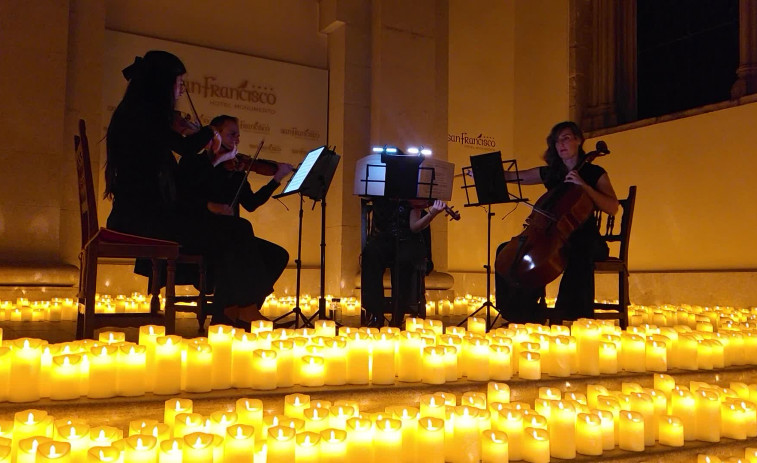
[
  {"x1": 87, "y1": 345, "x2": 117, "y2": 399},
  {"x1": 99, "y1": 331, "x2": 125, "y2": 344},
  {"x1": 267, "y1": 426, "x2": 296, "y2": 463},
  {"x1": 295, "y1": 432, "x2": 320, "y2": 463},
  {"x1": 451, "y1": 406, "x2": 480, "y2": 463},
  {"x1": 223, "y1": 424, "x2": 254, "y2": 463},
  {"x1": 374, "y1": 419, "x2": 402, "y2": 462},
  {"x1": 153, "y1": 335, "x2": 182, "y2": 394},
  {"x1": 231, "y1": 331, "x2": 257, "y2": 388},
  {"x1": 236, "y1": 398, "x2": 264, "y2": 440},
  {"x1": 299, "y1": 355, "x2": 325, "y2": 387},
  {"x1": 314, "y1": 319, "x2": 336, "y2": 337},
  {"x1": 89, "y1": 427, "x2": 122, "y2": 448},
  {"x1": 522, "y1": 427, "x2": 549, "y2": 463},
  {"x1": 182, "y1": 341, "x2": 213, "y2": 393},
  {"x1": 116, "y1": 344, "x2": 146, "y2": 396},
  {"x1": 593, "y1": 409, "x2": 615, "y2": 450},
  {"x1": 549, "y1": 400, "x2": 575, "y2": 459},
  {"x1": 319, "y1": 428, "x2": 347, "y2": 463},
  {"x1": 285, "y1": 394, "x2": 311, "y2": 420},
  {"x1": 598, "y1": 341, "x2": 618, "y2": 374},
  {"x1": 304, "y1": 408, "x2": 330, "y2": 434},
  {"x1": 124, "y1": 435, "x2": 158, "y2": 463},
  {"x1": 182, "y1": 432, "x2": 215, "y2": 463},
  {"x1": 645, "y1": 339, "x2": 667, "y2": 372},
  {"x1": 671, "y1": 388, "x2": 696, "y2": 440},
  {"x1": 35, "y1": 441, "x2": 71, "y2": 462},
  {"x1": 489, "y1": 345, "x2": 512, "y2": 381},
  {"x1": 208, "y1": 325, "x2": 234, "y2": 389},
  {"x1": 518, "y1": 351, "x2": 541, "y2": 380},
  {"x1": 575, "y1": 323, "x2": 600, "y2": 376},
  {"x1": 271, "y1": 339, "x2": 295, "y2": 388},
  {"x1": 629, "y1": 392, "x2": 655, "y2": 446},
  {"x1": 87, "y1": 446, "x2": 121, "y2": 462},
  {"x1": 174, "y1": 414, "x2": 205, "y2": 438},
  {"x1": 158, "y1": 439, "x2": 182, "y2": 463},
  {"x1": 481, "y1": 430, "x2": 508, "y2": 463},
  {"x1": 548, "y1": 335, "x2": 571, "y2": 377},
  {"x1": 575, "y1": 413, "x2": 602, "y2": 456},
  {"x1": 17, "y1": 436, "x2": 52, "y2": 463},
  {"x1": 618, "y1": 410, "x2": 645, "y2": 451},
  {"x1": 164, "y1": 399, "x2": 193, "y2": 429},
  {"x1": 421, "y1": 346, "x2": 446, "y2": 385},
  {"x1": 208, "y1": 411, "x2": 238, "y2": 438},
  {"x1": 49, "y1": 354, "x2": 83, "y2": 400},
  {"x1": 620, "y1": 333, "x2": 645, "y2": 372},
  {"x1": 416, "y1": 417, "x2": 444, "y2": 463},
  {"x1": 56, "y1": 423, "x2": 89, "y2": 462},
  {"x1": 658, "y1": 415, "x2": 684, "y2": 447},
  {"x1": 466, "y1": 338, "x2": 490, "y2": 381},
  {"x1": 397, "y1": 332, "x2": 423, "y2": 382},
  {"x1": 371, "y1": 334, "x2": 395, "y2": 385},
  {"x1": 487, "y1": 382, "x2": 510, "y2": 405},
  {"x1": 251, "y1": 349, "x2": 277, "y2": 389},
  {"x1": 498, "y1": 409, "x2": 523, "y2": 460},
  {"x1": 344, "y1": 418, "x2": 373, "y2": 463},
  {"x1": 345, "y1": 332, "x2": 370, "y2": 385},
  {"x1": 9, "y1": 338, "x2": 43, "y2": 402},
  {"x1": 695, "y1": 388, "x2": 721, "y2": 442}
]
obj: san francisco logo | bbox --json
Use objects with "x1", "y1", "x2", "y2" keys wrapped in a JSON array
[
  {"x1": 185, "y1": 76, "x2": 277, "y2": 106},
  {"x1": 239, "y1": 120, "x2": 271, "y2": 134},
  {"x1": 448, "y1": 132, "x2": 496, "y2": 149},
  {"x1": 280, "y1": 127, "x2": 321, "y2": 140}
]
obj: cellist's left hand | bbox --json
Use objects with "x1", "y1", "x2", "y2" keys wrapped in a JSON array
[{"x1": 564, "y1": 170, "x2": 586, "y2": 188}]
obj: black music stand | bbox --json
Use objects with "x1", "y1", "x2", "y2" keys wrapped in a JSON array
[
  {"x1": 457, "y1": 151, "x2": 527, "y2": 331},
  {"x1": 273, "y1": 146, "x2": 340, "y2": 328},
  {"x1": 358, "y1": 153, "x2": 435, "y2": 327}
]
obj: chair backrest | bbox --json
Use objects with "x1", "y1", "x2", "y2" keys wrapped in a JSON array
[
  {"x1": 594, "y1": 185, "x2": 637, "y2": 262},
  {"x1": 74, "y1": 119, "x2": 100, "y2": 248}
]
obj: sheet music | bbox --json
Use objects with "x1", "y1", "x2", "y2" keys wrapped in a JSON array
[
  {"x1": 354, "y1": 154, "x2": 454, "y2": 200},
  {"x1": 281, "y1": 146, "x2": 325, "y2": 195}
]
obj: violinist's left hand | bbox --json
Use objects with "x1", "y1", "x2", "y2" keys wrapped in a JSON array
[
  {"x1": 564, "y1": 170, "x2": 586, "y2": 188},
  {"x1": 273, "y1": 163, "x2": 295, "y2": 183},
  {"x1": 211, "y1": 141, "x2": 237, "y2": 167}
]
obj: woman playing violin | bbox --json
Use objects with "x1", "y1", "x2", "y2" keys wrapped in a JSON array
[
  {"x1": 493, "y1": 121, "x2": 619, "y2": 324},
  {"x1": 177, "y1": 114, "x2": 293, "y2": 326}
]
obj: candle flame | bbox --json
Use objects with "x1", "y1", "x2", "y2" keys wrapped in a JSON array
[
  {"x1": 23, "y1": 339, "x2": 30, "y2": 349},
  {"x1": 26, "y1": 412, "x2": 35, "y2": 424},
  {"x1": 236, "y1": 427, "x2": 244, "y2": 438}
]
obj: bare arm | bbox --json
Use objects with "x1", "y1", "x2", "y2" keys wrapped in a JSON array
[
  {"x1": 409, "y1": 200, "x2": 446, "y2": 233},
  {"x1": 504, "y1": 166, "x2": 543, "y2": 185},
  {"x1": 565, "y1": 171, "x2": 619, "y2": 215}
]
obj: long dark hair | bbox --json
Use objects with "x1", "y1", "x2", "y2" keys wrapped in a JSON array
[
  {"x1": 541, "y1": 121, "x2": 586, "y2": 186},
  {"x1": 104, "y1": 50, "x2": 186, "y2": 199}
]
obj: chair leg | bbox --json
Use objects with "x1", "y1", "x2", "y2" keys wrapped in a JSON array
[
  {"x1": 197, "y1": 263, "x2": 207, "y2": 333},
  {"x1": 164, "y1": 258, "x2": 176, "y2": 335},
  {"x1": 619, "y1": 270, "x2": 629, "y2": 329},
  {"x1": 150, "y1": 259, "x2": 161, "y2": 313},
  {"x1": 83, "y1": 251, "x2": 98, "y2": 339}
]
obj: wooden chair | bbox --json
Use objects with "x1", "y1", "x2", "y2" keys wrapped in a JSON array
[
  {"x1": 593, "y1": 185, "x2": 637, "y2": 328},
  {"x1": 74, "y1": 119, "x2": 179, "y2": 339},
  {"x1": 358, "y1": 198, "x2": 429, "y2": 324}
]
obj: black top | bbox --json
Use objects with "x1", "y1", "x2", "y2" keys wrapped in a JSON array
[
  {"x1": 371, "y1": 198, "x2": 414, "y2": 241},
  {"x1": 539, "y1": 163, "x2": 606, "y2": 190},
  {"x1": 105, "y1": 103, "x2": 214, "y2": 239}
]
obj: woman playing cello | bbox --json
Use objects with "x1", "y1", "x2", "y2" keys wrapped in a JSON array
[{"x1": 492, "y1": 121, "x2": 619, "y2": 324}]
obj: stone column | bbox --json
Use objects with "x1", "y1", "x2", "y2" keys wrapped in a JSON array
[{"x1": 731, "y1": 0, "x2": 757, "y2": 99}]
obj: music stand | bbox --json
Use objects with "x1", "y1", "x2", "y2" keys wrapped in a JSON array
[
  {"x1": 457, "y1": 151, "x2": 527, "y2": 331},
  {"x1": 273, "y1": 145, "x2": 340, "y2": 328}
]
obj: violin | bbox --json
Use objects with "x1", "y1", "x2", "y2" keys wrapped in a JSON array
[
  {"x1": 172, "y1": 111, "x2": 202, "y2": 135},
  {"x1": 223, "y1": 151, "x2": 279, "y2": 176},
  {"x1": 410, "y1": 199, "x2": 461, "y2": 221},
  {"x1": 494, "y1": 141, "x2": 610, "y2": 288}
]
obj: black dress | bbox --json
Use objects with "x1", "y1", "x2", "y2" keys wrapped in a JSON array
[
  {"x1": 495, "y1": 163, "x2": 609, "y2": 323},
  {"x1": 360, "y1": 198, "x2": 429, "y2": 319},
  {"x1": 176, "y1": 154, "x2": 289, "y2": 316}
]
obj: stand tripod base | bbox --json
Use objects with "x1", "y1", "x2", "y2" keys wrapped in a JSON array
[
  {"x1": 273, "y1": 307, "x2": 313, "y2": 329},
  {"x1": 457, "y1": 301, "x2": 500, "y2": 330}
]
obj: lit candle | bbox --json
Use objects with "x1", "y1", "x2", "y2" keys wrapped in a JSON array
[
  {"x1": 314, "y1": 320, "x2": 336, "y2": 337},
  {"x1": 598, "y1": 341, "x2": 618, "y2": 374},
  {"x1": 593, "y1": 409, "x2": 615, "y2": 450},
  {"x1": 208, "y1": 411, "x2": 238, "y2": 438},
  {"x1": 300, "y1": 355, "x2": 326, "y2": 387},
  {"x1": 87, "y1": 446, "x2": 121, "y2": 463},
  {"x1": 487, "y1": 382, "x2": 510, "y2": 405},
  {"x1": 548, "y1": 335, "x2": 571, "y2": 377},
  {"x1": 158, "y1": 439, "x2": 182, "y2": 463},
  {"x1": 182, "y1": 341, "x2": 213, "y2": 393},
  {"x1": 231, "y1": 331, "x2": 257, "y2": 388},
  {"x1": 89, "y1": 426, "x2": 122, "y2": 448},
  {"x1": 549, "y1": 400, "x2": 575, "y2": 459},
  {"x1": 123, "y1": 435, "x2": 158, "y2": 463},
  {"x1": 99, "y1": 331, "x2": 126, "y2": 345},
  {"x1": 618, "y1": 410, "x2": 645, "y2": 452},
  {"x1": 452, "y1": 406, "x2": 480, "y2": 463},
  {"x1": 645, "y1": 339, "x2": 667, "y2": 372},
  {"x1": 518, "y1": 351, "x2": 541, "y2": 380},
  {"x1": 164, "y1": 398, "x2": 193, "y2": 429},
  {"x1": 285, "y1": 394, "x2": 311, "y2": 420},
  {"x1": 116, "y1": 344, "x2": 146, "y2": 396},
  {"x1": 9, "y1": 338, "x2": 43, "y2": 402},
  {"x1": 345, "y1": 332, "x2": 370, "y2": 385},
  {"x1": 499, "y1": 409, "x2": 523, "y2": 460},
  {"x1": 658, "y1": 415, "x2": 684, "y2": 447},
  {"x1": 182, "y1": 432, "x2": 215, "y2": 463},
  {"x1": 345, "y1": 418, "x2": 373, "y2": 463},
  {"x1": 420, "y1": 346, "x2": 446, "y2": 385},
  {"x1": 397, "y1": 332, "x2": 423, "y2": 382},
  {"x1": 489, "y1": 345, "x2": 512, "y2": 381},
  {"x1": 208, "y1": 325, "x2": 234, "y2": 390},
  {"x1": 49, "y1": 354, "x2": 83, "y2": 400},
  {"x1": 481, "y1": 429, "x2": 508, "y2": 463},
  {"x1": 373, "y1": 419, "x2": 402, "y2": 462},
  {"x1": 304, "y1": 408, "x2": 330, "y2": 434},
  {"x1": 371, "y1": 333, "x2": 395, "y2": 385},
  {"x1": 57, "y1": 423, "x2": 89, "y2": 462},
  {"x1": 154, "y1": 335, "x2": 182, "y2": 395},
  {"x1": 17, "y1": 436, "x2": 52, "y2": 463},
  {"x1": 416, "y1": 417, "x2": 444, "y2": 463},
  {"x1": 319, "y1": 428, "x2": 347, "y2": 463},
  {"x1": 222, "y1": 424, "x2": 254, "y2": 463},
  {"x1": 271, "y1": 339, "x2": 294, "y2": 388},
  {"x1": 87, "y1": 345, "x2": 117, "y2": 399},
  {"x1": 575, "y1": 413, "x2": 602, "y2": 456},
  {"x1": 236, "y1": 398, "x2": 264, "y2": 441},
  {"x1": 35, "y1": 441, "x2": 71, "y2": 463},
  {"x1": 466, "y1": 338, "x2": 490, "y2": 381},
  {"x1": 251, "y1": 349, "x2": 277, "y2": 390},
  {"x1": 267, "y1": 426, "x2": 296, "y2": 463},
  {"x1": 575, "y1": 323, "x2": 600, "y2": 376},
  {"x1": 522, "y1": 427, "x2": 549, "y2": 463},
  {"x1": 671, "y1": 387, "x2": 696, "y2": 440},
  {"x1": 695, "y1": 388, "x2": 721, "y2": 442},
  {"x1": 629, "y1": 392, "x2": 655, "y2": 446}
]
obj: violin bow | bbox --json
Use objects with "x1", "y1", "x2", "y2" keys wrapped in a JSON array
[
  {"x1": 230, "y1": 138, "x2": 265, "y2": 210},
  {"x1": 183, "y1": 85, "x2": 203, "y2": 128}
]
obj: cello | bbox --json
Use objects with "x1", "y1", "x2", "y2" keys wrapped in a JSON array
[{"x1": 494, "y1": 141, "x2": 610, "y2": 288}]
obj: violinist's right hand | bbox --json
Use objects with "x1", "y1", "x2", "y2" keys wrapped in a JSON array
[{"x1": 207, "y1": 202, "x2": 234, "y2": 216}]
